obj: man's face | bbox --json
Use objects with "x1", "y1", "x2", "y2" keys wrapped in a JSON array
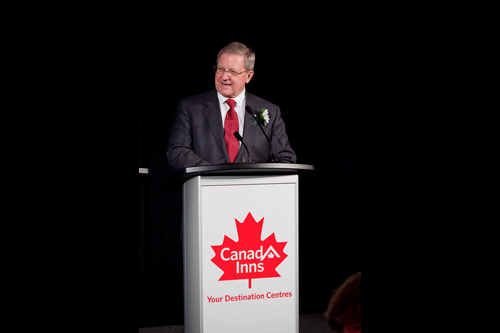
[{"x1": 215, "y1": 53, "x2": 254, "y2": 98}]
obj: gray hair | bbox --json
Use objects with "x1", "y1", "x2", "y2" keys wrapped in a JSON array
[{"x1": 216, "y1": 41, "x2": 256, "y2": 71}]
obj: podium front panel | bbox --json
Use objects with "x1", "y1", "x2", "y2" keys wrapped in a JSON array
[{"x1": 183, "y1": 175, "x2": 299, "y2": 333}]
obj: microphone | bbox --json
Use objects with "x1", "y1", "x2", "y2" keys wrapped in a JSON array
[
  {"x1": 234, "y1": 132, "x2": 253, "y2": 163},
  {"x1": 245, "y1": 106, "x2": 278, "y2": 162}
]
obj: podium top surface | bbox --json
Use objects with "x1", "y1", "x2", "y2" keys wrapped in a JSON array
[{"x1": 175, "y1": 163, "x2": 314, "y2": 183}]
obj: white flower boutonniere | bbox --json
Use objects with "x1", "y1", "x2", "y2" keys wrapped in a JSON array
[{"x1": 253, "y1": 108, "x2": 270, "y2": 126}]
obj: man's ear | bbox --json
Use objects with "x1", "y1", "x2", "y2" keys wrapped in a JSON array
[{"x1": 245, "y1": 71, "x2": 255, "y2": 84}]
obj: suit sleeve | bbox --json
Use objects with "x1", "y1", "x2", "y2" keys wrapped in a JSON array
[
  {"x1": 271, "y1": 107, "x2": 297, "y2": 163},
  {"x1": 167, "y1": 100, "x2": 213, "y2": 171}
]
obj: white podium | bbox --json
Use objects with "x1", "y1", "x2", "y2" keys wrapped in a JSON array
[{"x1": 179, "y1": 164, "x2": 314, "y2": 333}]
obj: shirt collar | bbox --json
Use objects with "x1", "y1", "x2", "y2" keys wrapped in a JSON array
[{"x1": 217, "y1": 88, "x2": 246, "y2": 108}]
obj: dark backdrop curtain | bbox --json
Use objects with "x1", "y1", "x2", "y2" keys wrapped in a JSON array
[{"x1": 139, "y1": 34, "x2": 362, "y2": 328}]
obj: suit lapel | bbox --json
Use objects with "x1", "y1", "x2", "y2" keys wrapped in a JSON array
[
  {"x1": 242, "y1": 92, "x2": 260, "y2": 145},
  {"x1": 203, "y1": 92, "x2": 230, "y2": 162}
]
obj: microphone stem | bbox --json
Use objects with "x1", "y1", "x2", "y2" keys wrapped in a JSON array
[
  {"x1": 253, "y1": 116, "x2": 277, "y2": 162},
  {"x1": 234, "y1": 132, "x2": 252, "y2": 163},
  {"x1": 245, "y1": 106, "x2": 279, "y2": 163}
]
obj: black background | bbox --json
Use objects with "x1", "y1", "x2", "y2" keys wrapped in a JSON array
[{"x1": 139, "y1": 28, "x2": 362, "y2": 328}]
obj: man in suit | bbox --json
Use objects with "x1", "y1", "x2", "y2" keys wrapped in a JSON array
[{"x1": 167, "y1": 42, "x2": 297, "y2": 171}]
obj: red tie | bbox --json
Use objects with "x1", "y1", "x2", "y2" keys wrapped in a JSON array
[{"x1": 224, "y1": 99, "x2": 239, "y2": 163}]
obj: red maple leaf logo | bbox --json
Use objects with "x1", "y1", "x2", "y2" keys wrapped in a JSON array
[{"x1": 211, "y1": 213, "x2": 288, "y2": 289}]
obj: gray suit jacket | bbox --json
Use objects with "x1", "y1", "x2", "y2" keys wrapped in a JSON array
[{"x1": 167, "y1": 89, "x2": 297, "y2": 171}]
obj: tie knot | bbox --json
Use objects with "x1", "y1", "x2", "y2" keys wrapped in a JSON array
[{"x1": 226, "y1": 99, "x2": 236, "y2": 109}]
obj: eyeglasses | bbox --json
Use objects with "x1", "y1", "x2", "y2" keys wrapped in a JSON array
[{"x1": 214, "y1": 66, "x2": 251, "y2": 76}]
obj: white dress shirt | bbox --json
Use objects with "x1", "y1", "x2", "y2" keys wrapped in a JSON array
[{"x1": 217, "y1": 89, "x2": 246, "y2": 138}]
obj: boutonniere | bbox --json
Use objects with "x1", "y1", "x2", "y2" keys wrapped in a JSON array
[{"x1": 253, "y1": 108, "x2": 270, "y2": 126}]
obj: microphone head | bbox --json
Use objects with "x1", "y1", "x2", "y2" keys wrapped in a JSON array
[
  {"x1": 245, "y1": 105, "x2": 256, "y2": 117},
  {"x1": 234, "y1": 132, "x2": 243, "y2": 141}
]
